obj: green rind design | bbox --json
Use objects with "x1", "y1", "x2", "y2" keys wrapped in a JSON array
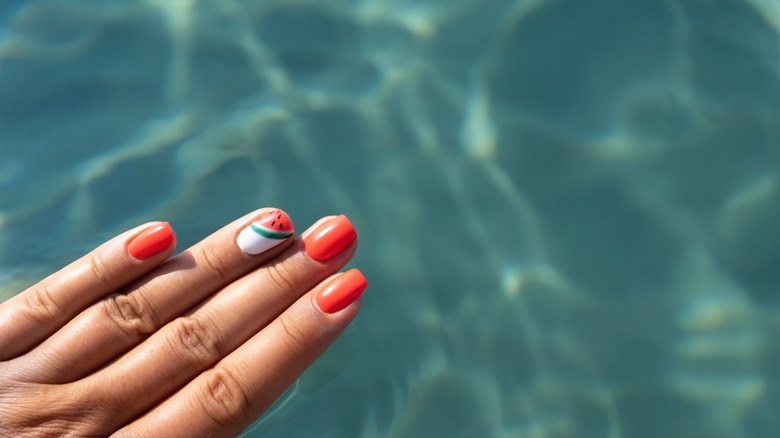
[{"x1": 250, "y1": 223, "x2": 293, "y2": 240}]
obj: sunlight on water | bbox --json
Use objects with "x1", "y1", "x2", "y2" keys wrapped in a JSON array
[{"x1": 2, "y1": 0, "x2": 780, "y2": 436}]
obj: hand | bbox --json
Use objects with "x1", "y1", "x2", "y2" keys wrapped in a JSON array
[{"x1": 0, "y1": 208, "x2": 365, "y2": 437}]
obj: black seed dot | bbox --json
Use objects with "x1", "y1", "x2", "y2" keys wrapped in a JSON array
[
  {"x1": 271, "y1": 221, "x2": 276, "y2": 226},
  {"x1": 279, "y1": 224, "x2": 283, "y2": 229},
  {"x1": 277, "y1": 214, "x2": 281, "y2": 219}
]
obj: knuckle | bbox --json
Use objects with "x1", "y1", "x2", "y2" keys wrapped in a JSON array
[
  {"x1": 265, "y1": 261, "x2": 300, "y2": 299},
  {"x1": 200, "y1": 367, "x2": 251, "y2": 428},
  {"x1": 171, "y1": 315, "x2": 223, "y2": 367},
  {"x1": 87, "y1": 252, "x2": 114, "y2": 288},
  {"x1": 22, "y1": 284, "x2": 66, "y2": 323},
  {"x1": 195, "y1": 246, "x2": 232, "y2": 283},
  {"x1": 100, "y1": 293, "x2": 158, "y2": 339},
  {"x1": 277, "y1": 314, "x2": 311, "y2": 356}
]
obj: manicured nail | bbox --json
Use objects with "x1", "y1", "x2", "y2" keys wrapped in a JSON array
[
  {"x1": 128, "y1": 222, "x2": 175, "y2": 260},
  {"x1": 304, "y1": 215, "x2": 357, "y2": 262},
  {"x1": 316, "y1": 269, "x2": 367, "y2": 313},
  {"x1": 237, "y1": 209, "x2": 294, "y2": 255}
]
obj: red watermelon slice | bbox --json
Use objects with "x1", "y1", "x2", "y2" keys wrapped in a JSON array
[
  {"x1": 249, "y1": 209, "x2": 294, "y2": 240},
  {"x1": 238, "y1": 209, "x2": 295, "y2": 255}
]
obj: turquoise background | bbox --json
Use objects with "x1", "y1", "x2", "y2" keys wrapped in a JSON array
[{"x1": 2, "y1": 0, "x2": 780, "y2": 436}]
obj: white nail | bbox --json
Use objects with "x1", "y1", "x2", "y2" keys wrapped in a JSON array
[{"x1": 237, "y1": 210, "x2": 294, "y2": 255}]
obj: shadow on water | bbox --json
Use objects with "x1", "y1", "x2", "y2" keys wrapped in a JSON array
[{"x1": 2, "y1": 0, "x2": 780, "y2": 436}]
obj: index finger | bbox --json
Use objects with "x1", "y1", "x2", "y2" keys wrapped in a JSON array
[{"x1": 115, "y1": 269, "x2": 367, "y2": 438}]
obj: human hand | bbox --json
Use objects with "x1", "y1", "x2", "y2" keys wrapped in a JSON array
[{"x1": 0, "y1": 208, "x2": 365, "y2": 437}]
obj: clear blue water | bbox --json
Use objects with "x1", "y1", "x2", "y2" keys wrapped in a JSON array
[{"x1": 2, "y1": 0, "x2": 780, "y2": 436}]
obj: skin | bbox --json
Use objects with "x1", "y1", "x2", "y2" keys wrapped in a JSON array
[{"x1": 0, "y1": 209, "x2": 360, "y2": 437}]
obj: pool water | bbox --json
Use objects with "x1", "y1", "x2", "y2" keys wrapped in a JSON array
[{"x1": 2, "y1": 0, "x2": 780, "y2": 436}]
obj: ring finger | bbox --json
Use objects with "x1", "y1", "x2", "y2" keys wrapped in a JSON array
[
  {"x1": 82, "y1": 215, "x2": 357, "y2": 427},
  {"x1": 18, "y1": 208, "x2": 298, "y2": 382}
]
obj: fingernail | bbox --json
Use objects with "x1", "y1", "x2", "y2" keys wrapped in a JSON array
[
  {"x1": 304, "y1": 215, "x2": 357, "y2": 262},
  {"x1": 128, "y1": 222, "x2": 175, "y2": 260},
  {"x1": 316, "y1": 269, "x2": 367, "y2": 313},
  {"x1": 237, "y1": 209, "x2": 295, "y2": 255}
]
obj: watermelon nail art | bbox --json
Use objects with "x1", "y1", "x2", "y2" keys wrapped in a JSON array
[{"x1": 237, "y1": 209, "x2": 294, "y2": 255}]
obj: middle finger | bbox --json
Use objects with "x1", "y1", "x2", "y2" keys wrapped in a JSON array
[
  {"x1": 84, "y1": 215, "x2": 357, "y2": 428},
  {"x1": 21, "y1": 208, "x2": 296, "y2": 382}
]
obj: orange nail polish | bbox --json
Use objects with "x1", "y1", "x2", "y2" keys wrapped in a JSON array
[
  {"x1": 128, "y1": 222, "x2": 175, "y2": 260},
  {"x1": 304, "y1": 215, "x2": 357, "y2": 262},
  {"x1": 316, "y1": 269, "x2": 367, "y2": 313}
]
